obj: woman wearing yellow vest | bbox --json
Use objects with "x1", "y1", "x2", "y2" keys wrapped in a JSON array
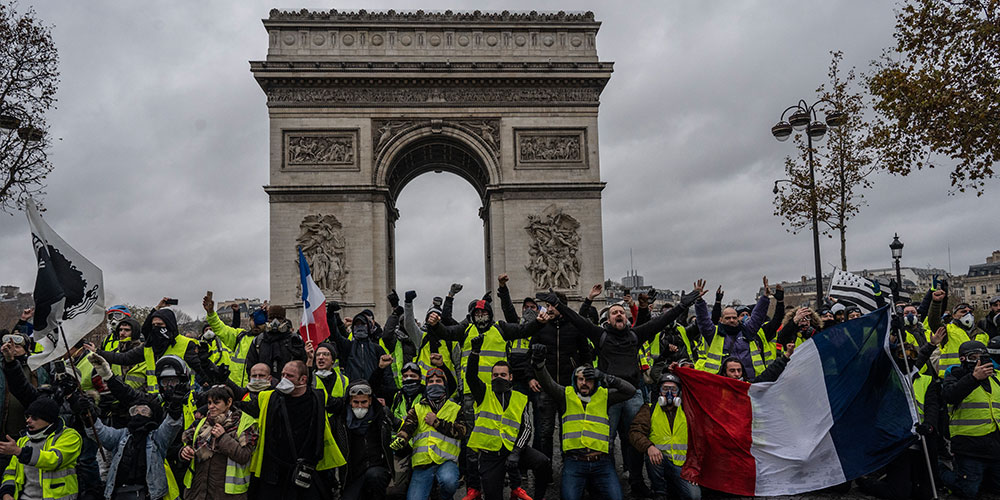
[
  {"x1": 180, "y1": 385, "x2": 258, "y2": 500},
  {"x1": 533, "y1": 345, "x2": 637, "y2": 500},
  {"x1": 389, "y1": 367, "x2": 467, "y2": 500},
  {"x1": 628, "y1": 372, "x2": 700, "y2": 500},
  {"x1": 0, "y1": 397, "x2": 81, "y2": 500}
]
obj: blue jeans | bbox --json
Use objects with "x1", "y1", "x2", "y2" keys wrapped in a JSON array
[
  {"x1": 407, "y1": 461, "x2": 459, "y2": 500},
  {"x1": 561, "y1": 455, "x2": 622, "y2": 500},
  {"x1": 941, "y1": 454, "x2": 1000, "y2": 498},
  {"x1": 608, "y1": 389, "x2": 644, "y2": 484},
  {"x1": 646, "y1": 456, "x2": 701, "y2": 500}
]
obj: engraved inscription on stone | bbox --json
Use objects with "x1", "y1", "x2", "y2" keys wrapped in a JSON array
[
  {"x1": 515, "y1": 129, "x2": 586, "y2": 167},
  {"x1": 296, "y1": 214, "x2": 349, "y2": 297},
  {"x1": 284, "y1": 131, "x2": 358, "y2": 170},
  {"x1": 525, "y1": 206, "x2": 582, "y2": 290}
]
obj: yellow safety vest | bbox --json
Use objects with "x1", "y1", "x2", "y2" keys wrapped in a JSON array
[
  {"x1": 649, "y1": 403, "x2": 688, "y2": 466},
  {"x1": 561, "y1": 386, "x2": 611, "y2": 453},
  {"x1": 184, "y1": 412, "x2": 258, "y2": 494},
  {"x1": 699, "y1": 326, "x2": 773, "y2": 376},
  {"x1": 652, "y1": 325, "x2": 701, "y2": 363},
  {"x1": 949, "y1": 376, "x2": 1000, "y2": 438},
  {"x1": 75, "y1": 355, "x2": 95, "y2": 392},
  {"x1": 460, "y1": 324, "x2": 507, "y2": 393},
  {"x1": 467, "y1": 388, "x2": 527, "y2": 452},
  {"x1": 417, "y1": 333, "x2": 455, "y2": 378},
  {"x1": 937, "y1": 324, "x2": 974, "y2": 378},
  {"x1": 411, "y1": 400, "x2": 462, "y2": 466},
  {"x1": 913, "y1": 374, "x2": 932, "y2": 421},
  {"x1": 380, "y1": 338, "x2": 405, "y2": 389},
  {"x1": 250, "y1": 390, "x2": 344, "y2": 476},
  {"x1": 315, "y1": 367, "x2": 349, "y2": 400},
  {"x1": 143, "y1": 336, "x2": 197, "y2": 394},
  {"x1": 1, "y1": 424, "x2": 81, "y2": 500}
]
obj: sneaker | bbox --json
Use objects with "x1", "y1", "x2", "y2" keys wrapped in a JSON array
[
  {"x1": 461, "y1": 488, "x2": 482, "y2": 500},
  {"x1": 509, "y1": 487, "x2": 533, "y2": 500}
]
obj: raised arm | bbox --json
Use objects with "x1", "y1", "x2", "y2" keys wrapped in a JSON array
[
  {"x1": 695, "y1": 298, "x2": 715, "y2": 344},
  {"x1": 466, "y1": 336, "x2": 487, "y2": 405},
  {"x1": 497, "y1": 275, "x2": 520, "y2": 324},
  {"x1": 634, "y1": 288, "x2": 702, "y2": 343}
]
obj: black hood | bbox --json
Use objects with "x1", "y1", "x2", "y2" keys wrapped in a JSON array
[
  {"x1": 115, "y1": 317, "x2": 143, "y2": 342},
  {"x1": 150, "y1": 309, "x2": 178, "y2": 334}
]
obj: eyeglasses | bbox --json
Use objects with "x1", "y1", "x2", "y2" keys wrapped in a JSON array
[
  {"x1": 2, "y1": 335, "x2": 25, "y2": 346},
  {"x1": 128, "y1": 405, "x2": 152, "y2": 417},
  {"x1": 348, "y1": 384, "x2": 372, "y2": 396}
]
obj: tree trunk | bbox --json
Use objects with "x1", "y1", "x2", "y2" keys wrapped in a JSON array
[{"x1": 840, "y1": 225, "x2": 847, "y2": 270}]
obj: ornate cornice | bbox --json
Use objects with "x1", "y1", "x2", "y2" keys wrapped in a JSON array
[
  {"x1": 266, "y1": 9, "x2": 597, "y2": 24},
  {"x1": 250, "y1": 60, "x2": 614, "y2": 74}
]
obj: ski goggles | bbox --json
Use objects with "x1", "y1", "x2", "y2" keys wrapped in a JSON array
[
  {"x1": 128, "y1": 405, "x2": 153, "y2": 417},
  {"x1": 348, "y1": 383, "x2": 372, "y2": 396},
  {"x1": 2, "y1": 334, "x2": 26, "y2": 346}
]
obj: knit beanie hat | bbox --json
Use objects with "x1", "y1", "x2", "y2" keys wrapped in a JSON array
[{"x1": 26, "y1": 397, "x2": 60, "y2": 424}]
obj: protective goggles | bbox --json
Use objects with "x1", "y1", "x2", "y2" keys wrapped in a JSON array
[
  {"x1": 107, "y1": 311, "x2": 126, "y2": 322},
  {"x1": 348, "y1": 384, "x2": 372, "y2": 396},
  {"x1": 128, "y1": 405, "x2": 153, "y2": 417},
  {"x1": 268, "y1": 319, "x2": 292, "y2": 333},
  {"x1": 2, "y1": 334, "x2": 26, "y2": 345}
]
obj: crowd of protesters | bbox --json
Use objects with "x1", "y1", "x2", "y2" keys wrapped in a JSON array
[{"x1": 0, "y1": 273, "x2": 998, "y2": 500}]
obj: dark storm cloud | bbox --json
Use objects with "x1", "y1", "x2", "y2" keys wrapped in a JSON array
[{"x1": 0, "y1": 1, "x2": 993, "y2": 317}]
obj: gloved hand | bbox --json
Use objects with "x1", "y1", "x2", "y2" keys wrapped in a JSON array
[
  {"x1": 470, "y1": 335, "x2": 485, "y2": 353},
  {"x1": 405, "y1": 290, "x2": 417, "y2": 303},
  {"x1": 715, "y1": 286, "x2": 725, "y2": 303},
  {"x1": 328, "y1": 301, "x2": 341, "y2": 312},
  {"x1": 390, "y1": 436, "x2": 407, "y2": 451},
  {"x1": 482, "y1": 291, "x2": 492, "y2": 302},
  {"x1": 680, "y1": 289, "x2": 701, "y2": 308},
  {"x1": 388, "y1": 289, "x2": 400, "y2": 308},
  {"x1": 582, "y1": 366, "x2": 604, "y2": 382},
  {"x1": 449, "y1": 283, "x2": 463, "y2": 296},
  {"x1": 165, "y1": 384, "x2": 190, "y2": 419},
  {"x1": 213, "y1": 363, "x2": 231, "y2": 385},
  {"x1": 773, "y1": 285, "x2": 784, "y2": 301},
  {"x1": 530, "y1": 344, "x2": 547, "y2": 367},
  {"x1": 68, "y1": 391, "x2": 94, "y2": 415},
  {"x1": 89, "y1": 353, "x2": 113, "y2": 380},
  {"x1": 915, "y1": 422, "x2": 934, "y2": 436},
  {"x1": 536, "y1": 289, "x2": 560, "y2": 307}
]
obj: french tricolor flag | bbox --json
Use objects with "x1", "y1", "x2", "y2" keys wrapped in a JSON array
[
  {"x1": 677, "y1": 308, "x2": 917, "y2": 496},
  {"x1": 298, "y1": 247, "x2": 330, "y2": 345}
]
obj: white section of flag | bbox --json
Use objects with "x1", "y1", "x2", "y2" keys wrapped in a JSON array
[{"x1": 828, "y1": 269, "x2": 881, "y2": 313}]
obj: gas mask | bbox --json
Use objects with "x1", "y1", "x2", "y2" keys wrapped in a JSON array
[
  {"x1": 658, "y1": 386, "x2": 681, "y2": 407},
  {"x1": 958, "y1": 313, "x2": 975, "y2": 329},
  {"x1": 473, "y1": 310, "x2": 491, "y2": 331},
  {"x1": 267, "y1": 319, "x2": 292, "y2": 335},
  {"x1": 904, "y1": 314, "x2": 919, "y2": 326}
]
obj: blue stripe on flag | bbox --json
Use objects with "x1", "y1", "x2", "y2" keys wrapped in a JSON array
[
  {"x1": 812, "y1": 308, "x2": 917, "y2": 480},
  {"x1": 298, "y1": 247, "x2": 311, "y2": 309}
]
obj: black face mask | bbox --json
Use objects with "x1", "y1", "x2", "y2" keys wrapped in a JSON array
[
  {"x1": 156, "y1": 327, "x2": 171, "y2": 340},
  {"x1": 353, "y1": 324, "x2": 369, "y2": 340},
  {"x1": 402, "y1": 378, "x2": 422, "y2": 396},
  {"x1": 491, "y1": 378, "x2": 512, "y2": 394},
  {"x1": 127, "y1": 415, "x2": 156, "y2": 434}
]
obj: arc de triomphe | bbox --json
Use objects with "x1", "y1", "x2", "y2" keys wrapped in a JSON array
[{"x1": 251, "y1": 9, "x2": 613, "y2": 319}]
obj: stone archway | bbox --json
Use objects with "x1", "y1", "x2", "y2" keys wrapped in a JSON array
[{"x1": 253, "y1": 9, "x2": 613, "y2": 319}]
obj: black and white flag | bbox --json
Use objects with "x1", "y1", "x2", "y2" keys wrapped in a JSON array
[
  {"x1": 828, "y1": 269, "x2": 885, "y2": 314},
  {"x1": 25, "y1": 199, "x2": 104, "y2": 370}
]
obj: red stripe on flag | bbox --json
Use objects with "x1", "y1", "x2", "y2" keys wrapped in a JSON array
[
  {"x1": 676, "y1": 366, "x2": 756, "y2": 496},
  {"x1": 299, "y1": 302, "x2": 331, "y2": 346}
]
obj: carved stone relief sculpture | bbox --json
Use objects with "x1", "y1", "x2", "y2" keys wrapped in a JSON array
[
  {"x1": 284, "y1": 131, "x2": 357, "y2": 170},
  {"x1": 296, "y1": 214, "x2": 349, "y2": 296},
  {"x1": 525, "y1": 206, "x2": 582, "y2": 290}
]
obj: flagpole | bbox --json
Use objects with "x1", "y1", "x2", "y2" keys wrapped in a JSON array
[
  {"x1": 892, "y1": 291, "x2": 938, "y2": 499},
  {"x1": 57, "y1": 323, "x2": 108, "y2": 462}
]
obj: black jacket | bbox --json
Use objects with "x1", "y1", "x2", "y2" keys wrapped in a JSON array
[
  {"x1": 329, "y1": 395, "x2": 394, "y2": 481},
  {"x1": 529, "y1": 317, "x2": 593, "y2": 387}
]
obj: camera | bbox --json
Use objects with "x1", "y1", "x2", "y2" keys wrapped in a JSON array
[{"x1": 292, "y1": 459, "x2": 314, "y2": 488}]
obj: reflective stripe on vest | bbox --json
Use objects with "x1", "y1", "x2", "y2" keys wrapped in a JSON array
[
  {"x1": 467, "y1": 388, "x2": 527, "y2": 452},
  {"x1": 649, "y1": 404, "x2": 688, "y2": 466},
  {"x1": 184, "y1": 412, "x2": 257, "y2": 493},
  {"x1": 412, "y1": 400, "x2": 462, "y2": 466},
  {"x1": 144, "y1": 336, "x2": 196, "y2": 394},
  {"x1": 949, "y1": 377, "x2": 1000, "y2": 437},
  {"x1": 418, "y1": 332, "x2": 454, "y2": 377},
  {"x1": 460, "y1": 324, "x2": 507, "y2": 393},
  {"x1": 699, "y1": 326, "x2": 771, "y2": 376},
  {"x1": 250, "y1": 390, "x2": 345, "y2": 477},
  {"x1": 561, "y1": 386, "x2": 610, "y2": 453},
  {"x1": 6, "y1": 427, "x2": 81, "y2": 500}
]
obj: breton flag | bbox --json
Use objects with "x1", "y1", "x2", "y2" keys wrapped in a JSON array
[
  {"x1": 677, "y1": 307, "x2": 917, "y2": 496},
  {"x1": 298, "y1": 247, "x2": 330, "y2": 345},
  {"x1": 828, "y1": 269, "x2": 886, "y2": 313},
  {"x1": 25, "y1": 199, "x2": 105, "y2": 370}
]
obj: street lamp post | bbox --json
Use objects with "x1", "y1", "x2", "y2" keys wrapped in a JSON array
[
  {"x1": 890, "y1": 233, "x2": 904, "y2": 301},
  {"x1": 772, "y1": 100, "x2": 846, "y2": 307}
]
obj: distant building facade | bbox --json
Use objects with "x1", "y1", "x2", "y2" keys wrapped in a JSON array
[{"x1": 966, "y1": 250, "x2": 1000, "y2": 310}]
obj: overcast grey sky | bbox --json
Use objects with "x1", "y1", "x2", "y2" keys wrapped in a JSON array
[{"x1": 2, "y1": 1, "x2": 994, "y2": 319}]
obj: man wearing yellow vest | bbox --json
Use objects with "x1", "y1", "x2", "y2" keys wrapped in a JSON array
[
  {"x1": 402, "y1": 290, "x2": 459, "y2": 380},
  {"x1": 0, "y1": 397, "x2": 81, "y2": 500},
  {"x1": 202, "y1": 292, "x2": 269, "y2": 386},
  {"x1": 628, "y1": 372, "x2": 700, "y2": 500},
  {"x1": 929, "y1": 289, "x2": 990, "y2": 377},
  {"x1": 465, "y1": 335, "x2": 551, "y2": 500},
  {"x1": 534, "y1": 345, "x2": 637, "y2": 500},
  {"x1": 693, "y1": 277, "x2": 774, "y2": 380},
  {"x1": 90, "y1": 305, "x2": 203, "y2": 395},
  {"x1": 390, "y1": 367, "x2": 467, "y2": 500},
  {"x1": 941, "y1": 340, "x2": 1000, "y2": 498}
]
